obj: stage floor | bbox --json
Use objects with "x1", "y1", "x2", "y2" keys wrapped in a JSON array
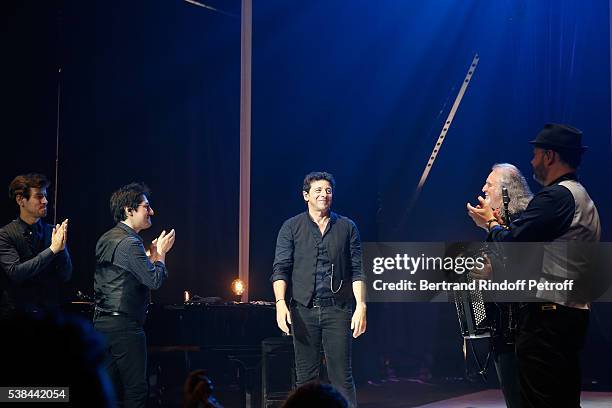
[
  {"x1": 357, "y1": 379, "x2": 612, "y2": 408},
  {"x1": 415, "y1": 389, "x2": 612, "y2": 408}
]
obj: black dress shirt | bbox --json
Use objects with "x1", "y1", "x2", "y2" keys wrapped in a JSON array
[
  {"x1": 311, "y1": 217, "x2": 334, "y2": 298},
  {"x1": 0, "y1": 218, "x2": 72, "y2": 310},
  {"x1": 111, "y1": 223, "x2": 167, "y2": 290},
  {"x1": 272, "y1": 211, "x2": 364, "y2": 306},
  {"x1": 488, "y1": 174, "x2": 577, "y2": 242}
]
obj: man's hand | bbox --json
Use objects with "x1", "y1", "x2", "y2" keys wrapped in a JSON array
[
  {"x1": 149, "y1": 238, "x2": 159, "y2": 262},
  {"x1": 467, "y1": 196, "x2": 496, "y2": 230},
  {"x1": 50, "y1": 219, "x2": 68, "y2": 254},
  {"x1": 469, "y1": 253, "x2": 492, "y2": 281},
  {"x1": 492, "y1": 209, "x2": 504, "y2": 225},
  {"x1": 351, "y1": 303, "x2": 367, "y2": 338},
  {"x1": 156, "y1": 229, "x2": 176, "y2": 257},
  {"x1": 275, "y1": 300, "x2": 291, "y2": 334}
]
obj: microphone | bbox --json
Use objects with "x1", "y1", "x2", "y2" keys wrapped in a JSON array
[{"x1": 501, "y1": 187, "x2": 511, "y2": 224}]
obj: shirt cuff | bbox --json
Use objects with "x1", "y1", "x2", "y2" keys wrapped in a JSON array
[
  {"x1": 40, "y1": 247, "x2": 55, "y2": 260},
  {"x1": 270, "y1": 274, "x2": 289, "y2": 283}
]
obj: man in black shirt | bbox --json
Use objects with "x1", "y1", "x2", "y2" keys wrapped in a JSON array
[
  {"x1": 468, "y1": 124, "x2": 600, "y2": 408},
  {"x1": 271, "y1": 172, "x2": 366, "y2": 408},
  {"x1": 0, "y1": 173, "x2": 71, "y2": 315},
  {"x1": 93, "y1": 182, "x2": 176, "y2": 408}
]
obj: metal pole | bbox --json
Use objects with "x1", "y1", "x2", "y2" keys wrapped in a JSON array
[{"x1": 239, "y1": 0, "x2": 252, "y2": 302}]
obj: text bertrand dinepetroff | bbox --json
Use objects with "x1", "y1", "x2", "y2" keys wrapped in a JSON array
[{"x1": 370, "y1": 254, "x2": 575, "y2": 292}]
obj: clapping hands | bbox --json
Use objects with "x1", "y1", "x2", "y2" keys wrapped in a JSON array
[
  {"x1": 149, "y1": 228, "x2": 176, "y2": 263},
  {"x1": 50, "y1": 219, "x2": 68, "y2": 254}
]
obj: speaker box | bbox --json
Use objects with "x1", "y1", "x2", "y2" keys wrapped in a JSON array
[{"x1": 261, "y1": 336, "x2": 295, "y2": 408}]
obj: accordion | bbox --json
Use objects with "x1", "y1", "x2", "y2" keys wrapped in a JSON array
[
  {"x1": 451, "y1": 273, "x2": 494, "y2": 339},
  {"x1": 446, "y1": 242, "x2": 517, "y2": 342}
]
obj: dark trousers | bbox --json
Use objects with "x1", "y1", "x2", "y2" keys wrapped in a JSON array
[
  {"x1": 291, "y1": 301, "x2": 356, "y2": 407},
  {"x1": 493, "y1": 350, "x2": 521, "y2": 408},
  {"x1": 94, "y1": 314, "x2": 148, "y2": 408},
  {"x1": 516, "y1": 303, "x2": 589, "y2": 408}
]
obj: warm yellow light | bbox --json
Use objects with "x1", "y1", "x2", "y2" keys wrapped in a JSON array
[{"x1": 231, "y1": 278, "x2": 245, "y2": 296}]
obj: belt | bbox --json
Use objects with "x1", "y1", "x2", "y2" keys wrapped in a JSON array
[{"x1": 312, "y1": 297, "x2": 336, "y2": 308}]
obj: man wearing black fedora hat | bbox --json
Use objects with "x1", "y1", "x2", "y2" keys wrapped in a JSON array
[{"x1": 467, "y1": 123, "x2": 601, "y2": 408}]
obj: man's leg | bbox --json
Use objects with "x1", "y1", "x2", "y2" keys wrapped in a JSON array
[
  {"x1": 321, "y1": 303, "x2": 356, "y2": 407},
  {"x1": 493, "y1": 350, "x2": 521, "y2": 408},
  {"x1": 94, "y1": 316, "x2": 124, "y2": 403},
  {"x1": 291, "y1": 302, "x2": 323, "y2": 386},
  {"x1": 114, "y1": 325, "x2": 147, "y2": 408},
  {"x1": 104, "y1": 343, "x2": 123, "y2": 402},
  {"x1": 516, "y1": 304, "x2": 589, "y2": 408},
  {"x1": 94, "y1": 316, "x2": 148, "y2": 408}
]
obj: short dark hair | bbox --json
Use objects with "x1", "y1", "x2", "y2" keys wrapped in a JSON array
[
  {"x1": 109, "y1": 182, "x2": 150, "y2": 223},
  {"x1": 8, "y1": 173, "x2": 50, "y2": 200},
  {"x1": 302, "y1": 171, "x2": 336, "y2": 193},
  {"x1": 281, "y1": 382, "x2": 348, "y2": 408}
]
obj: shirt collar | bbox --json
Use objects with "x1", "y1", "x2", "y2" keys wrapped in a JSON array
[
  {"x1": 305, "y1": 211, "x2": 338, "y2": 225},
  {"x1": 548, "y1": 172, "x2": 577, "y2": 186},
  {"x1": 16, "y1": 217, "x2": 42, "y2": 232},
  {"x1": 116, "y1": 221, "x2": 142, "y2": 240},
  {"x1": 329, "y1": 211, "x2": 338, "y2": 224}
]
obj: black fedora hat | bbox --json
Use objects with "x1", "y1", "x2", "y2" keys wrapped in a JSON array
[{"x1": 529, "y1": 123, "x2": 587, "y2": 152}]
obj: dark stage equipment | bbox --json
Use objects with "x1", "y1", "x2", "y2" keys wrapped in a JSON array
[
  {"x1": 261, "y1": 336, "x2": 294, "y2": 408},
  {"x1": 145, "y1": 302, "x2": 290, "y2": 408}
]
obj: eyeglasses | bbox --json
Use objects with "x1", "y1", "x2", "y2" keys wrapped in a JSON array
[{"x1": 138, "y1": 204, "x2": 152, "y2": 213}]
